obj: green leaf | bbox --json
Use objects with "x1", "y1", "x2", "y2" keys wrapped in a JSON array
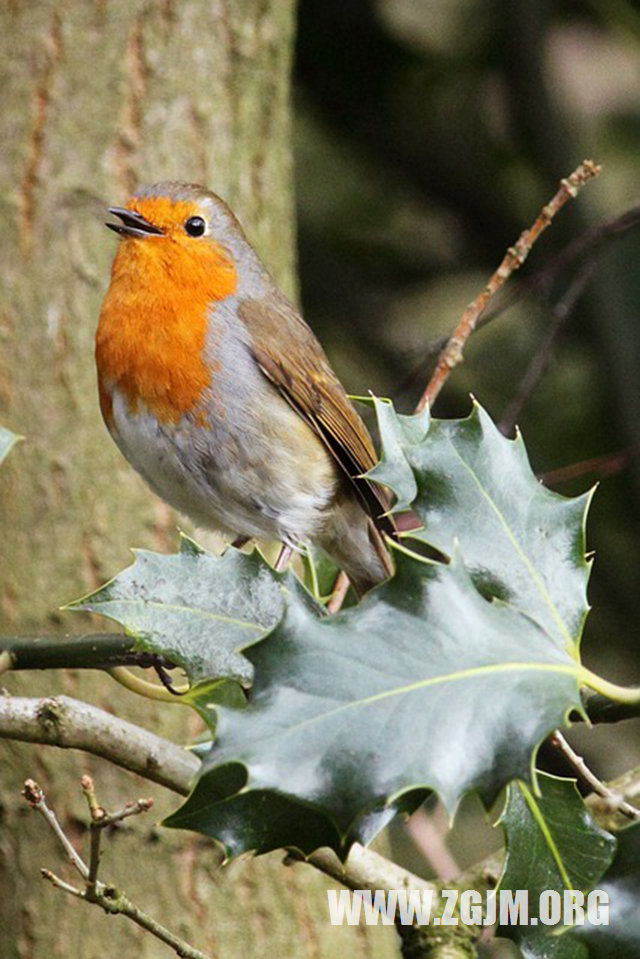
[
  {"x1": 300, "y1": 543, "x2": 344, "y2": 602},
  {"x1": 182, "y1": 678, "x2": 248, "y2": 727},
  {"x1": 375, "y1": 400, "x2": 592, "y2": 651},
  {"x1": 166, "y1": 765, "x2": 344, "y2": 858},
  {"x1": 496, "y1": 774, "x2": 615, "y2": 957},
  {"x1": 0, "y1": 426, "x2": 22, "y2": 465},
  {"x1": 165, "y1": 549, "x2": 583, "y2": 857},
  {"x1": 510, "y1": 821, "x2": 640, "y2": 959},
  {"x1": 499, "y1": 773, "x2": 615, "y2": 911},
  {"x1": 66, "y1": 540, "x2": 284, "y2": 688},
  {"x1": 365, "y1": 396, "x2": 430, "y2": 512},
  {"x1": 516, "y1": 935, "x2": 589, "y2": 959}
]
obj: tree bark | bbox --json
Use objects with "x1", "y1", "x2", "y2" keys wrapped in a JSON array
[{"x1": 0, "y1": 3, "x2": 395, "y2": 956}]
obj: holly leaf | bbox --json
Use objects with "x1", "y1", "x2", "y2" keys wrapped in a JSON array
[
  {"x1": 515, "y1": 936, "x2": 589, "y2": 959},
  {"x1": 498, "y1": 774, "x2": 615, "y2": 925},
  {"x1": 363, "y1": 396, "x2": 430, "y2": 512},
  {"x1": 165, "y1": 549, "x2": 584, "y2": 857},
  {"x1": 300, "y1": 543, "x2": 344, "y2": 602},
  {"x1": 499, "y1": 773, "x2": 616, "y2": 956},
  {"x1": 496, "y1": 773, "x2": 616, "y2": 958},
  {"x1": 374, "y1": 400, "x2": 592, "y2": 650},
  {"x1": 508, "y1": 821, "x2": 640, "y2": 959},
  {"x1": 65, "y1": 536, "x2": 284, "y2": 687},
  {"x1": 0, "y1": 426, "x2": 22, "y2": 465},
  {"x1": 182, "y1": 677, "x2": 248, "y2": 726}
]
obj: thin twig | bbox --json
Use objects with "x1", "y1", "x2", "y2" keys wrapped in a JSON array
[
  {"x1": 326, "y1": 570, "x2": 351, "y2": 614},
  {"x1": 41, "y1": 868, "x2": 84, "y2": 897},
  {"x1": 81, "y1": 776, "x2": 105, "y2": 895},
  {"x1": 2, "y1": 694, "x2": 441, "y2": 893},
  {"x1": 85, "y1": 826, "x2": 102, "y2": 898},
  {"x1": 24, "y1": 777, "x2": 212, "y2": 959},
  {"x1": 314, "y1": 165, "x2": 603, "y2": 615},
  {"x1": 417, "y1": 159, "x2": 602, "y2": 411},
  {"x1": 498, "y1": 258, "x2": 597, "y2": 435},
  {"x1": 551, "y1": 731, "x2": 640, "y2": 820},
  {"x1": 23, "y1": 779, "x2": 89, "y2": 879},
  {"x1": 104, "y1": 889, "x2": 212, "y2": 958},
  {"x1": 81, "y1": 773, "x2": 106, "y2": 821},
  {"x1": 517, "y1": 200, "x2": 640, "y2": 300},
  {"x1": 397, "y1": 200, "x2": 640, "y2": 402},
  {"x1": 99, "y1": 797, "x2": 154, "y2": 828},
  {"x1": 406, "y1": 805, "x2": 460, "y2": 881},
  {"x1": 7, "y1": 691, "x2": 638, "y2": 959},
  {"x1": 540, "y1": 447, "x2": 637, "y2": 487}
]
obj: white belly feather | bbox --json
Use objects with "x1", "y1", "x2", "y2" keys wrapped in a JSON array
[{"x1": 109, "y1": 384, "x2": 336, "y2": 544}]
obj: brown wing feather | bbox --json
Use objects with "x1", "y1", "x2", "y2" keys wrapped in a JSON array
[{"x1": 238, "y1": 294, "x2": 393, "y2": 532}]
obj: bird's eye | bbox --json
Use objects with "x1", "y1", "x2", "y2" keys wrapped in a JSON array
[{"x1": 184, "y1": 216, "x2": 206, "y2": 237}]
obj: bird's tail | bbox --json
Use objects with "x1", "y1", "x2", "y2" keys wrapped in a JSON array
[{"x1": 318, "y1": 489, "x2": 393, "y2": 598}]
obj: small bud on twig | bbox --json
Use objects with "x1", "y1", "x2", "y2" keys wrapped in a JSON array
[{"x1": 23, "y1": 778, "x2": 44, "y2": 806}]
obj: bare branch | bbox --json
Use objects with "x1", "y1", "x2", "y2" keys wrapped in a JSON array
[
  {"x1": 406, "y1": 805, "x2": 460, "y2": 881},
  {"x1": 326, "y1": 570, "x2": 351, "y2": 614},
  {"x1": 23, "y1": 778, "x2": 89, "y2": 880},
  {"x1": 9, "y1": 688, "x2": 638, "y2": 959},
  {"x1": 81, "y1": 773, "x2": 106, "y2": 821},
  {"x1": 551, "y1": 731, "x2": 640, "y2": 821},
  {"x1": 306, "y1": 843, "x2": 437, "y2": 895},
  {"x1": 42, "y1": 868, "x2": 84, "y2": 897},
  {"x1": 417, "y1": 160, "x2": 602, "y2": 411},
  {"x1": 1, "y1": 693, "x2": 435, "y2": 895},
  {"x1": 498, "y1": 258, "x2": 597, "y2": 435},
  {"x1": 396, "y1": 201, "x2": 640, "y2": 407},
  {"x1": 0, "y1": 693, "x2": 198, "y2": 793},
  {"x1": 99, "y1": 797, "x2": 155, "y2": 828},
  {"x1": 24, "y1": 778, "x2": 212, "y2": 959},
  {"x1": 81, "y1": 775, "x2": 105, "y2": 895},
  {"x1": 540, "y1": 447, "x2": 637, "y2": 487}
]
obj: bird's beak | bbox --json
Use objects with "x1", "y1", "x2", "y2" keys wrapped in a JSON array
[{"x1": 105, "y1": 207, "x2": 164, "y2": 238}]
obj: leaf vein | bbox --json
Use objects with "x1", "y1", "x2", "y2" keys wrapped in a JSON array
[
  {"x1": 447, "y1": 437, "x2": 573, "y2": 648},
  {"x1": 81, "y1": 598, "x2": 265, "y2": 632}
]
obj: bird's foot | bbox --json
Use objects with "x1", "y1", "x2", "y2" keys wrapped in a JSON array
[
  {"x1": 231, "y1": 535, "x2": 250, "y2": 549},
  {"x1": 274, "y1": 542, "x2": 293, "y2": 572}
]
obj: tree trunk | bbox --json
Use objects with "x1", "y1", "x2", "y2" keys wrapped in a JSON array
[{"x1": 0, "y1": 2, "x2": 396, "y2": 956}]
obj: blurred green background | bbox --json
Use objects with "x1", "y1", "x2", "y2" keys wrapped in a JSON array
[{"x1": 292, "y1": 0, "x2": 640, "y2": 875}]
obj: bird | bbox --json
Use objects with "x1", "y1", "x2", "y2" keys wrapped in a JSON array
[{"x1": 96, "y1": 181, "x2": 394, "y2": 596}]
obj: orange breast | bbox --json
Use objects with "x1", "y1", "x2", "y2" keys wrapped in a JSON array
[{"x1": 96, "y1": 230, "x2": 237, "y2": 425}]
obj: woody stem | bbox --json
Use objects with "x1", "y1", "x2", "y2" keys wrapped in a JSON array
[
  {"x1": 0, "y1": 634, "x2": 167, "y2": 671},
  {"x1": 417, "y1": 159, "x2": 602, "y2": 411}
]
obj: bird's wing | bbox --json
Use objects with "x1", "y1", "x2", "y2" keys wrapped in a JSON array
[{"x1": 238, "y1": 293, "x2": 393, "y2": 531}]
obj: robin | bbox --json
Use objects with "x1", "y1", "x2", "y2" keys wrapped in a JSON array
[{"x1": 96, "y1": 181, "x2": 393, "y2": 595}]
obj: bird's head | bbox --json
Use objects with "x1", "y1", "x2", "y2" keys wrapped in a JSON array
[{"x1": 104, "y1": 182, "x2": 264, "y2": 300}]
